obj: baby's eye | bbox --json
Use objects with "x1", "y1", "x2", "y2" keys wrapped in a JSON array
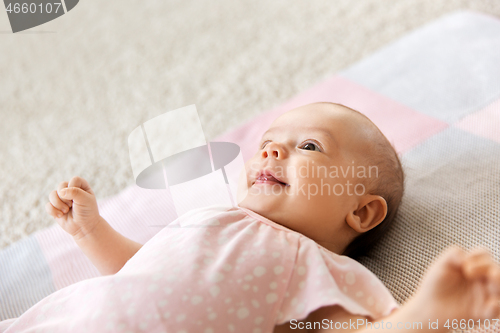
[{"x1": 300, "y1": 141, "x2": 321, "y2": 152}]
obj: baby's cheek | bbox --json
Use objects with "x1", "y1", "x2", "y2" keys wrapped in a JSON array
[{"x1": 294, "y1": 176, "x2": 345, "y2": 203}]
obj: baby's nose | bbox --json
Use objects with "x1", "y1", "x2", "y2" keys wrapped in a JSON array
[{"x1": 262, "y1": 142, "x2": 286, "y2": 159}]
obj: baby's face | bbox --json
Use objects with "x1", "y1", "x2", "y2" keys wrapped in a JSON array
[{"x1": 237, "y1": 103, "x2": 377, "y2": 253}]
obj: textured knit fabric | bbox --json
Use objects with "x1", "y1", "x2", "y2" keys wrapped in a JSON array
[{"x1": 0, "y1": 205, "x2": 398, "y2": 333}]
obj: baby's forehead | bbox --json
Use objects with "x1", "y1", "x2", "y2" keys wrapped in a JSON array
[
  {"x1": 268, "y1": 102, "x2": 386, "y2": 154},
  {"x1": 270, "y1": 103, "x2": 370, "y2": 136}
]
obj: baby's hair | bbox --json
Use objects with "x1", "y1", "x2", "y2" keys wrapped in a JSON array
[{"x1": 317, "y1": 102, "x2": 405, "y2": 261}]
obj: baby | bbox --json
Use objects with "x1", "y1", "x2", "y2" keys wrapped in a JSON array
[{"x1": 3, "y1": 102, "x2": 499, "y2": 333}]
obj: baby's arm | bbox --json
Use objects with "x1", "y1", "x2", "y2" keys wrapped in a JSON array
[
  {"x1": 275, "y1": 246, "x2": 500, "y2": 333},
  {"x1": 46, "y1": 176, "x2": 142, "y2": 276}
]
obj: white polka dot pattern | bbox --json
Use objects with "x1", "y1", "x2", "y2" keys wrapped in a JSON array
[{"x1": 3, "y1": 205, "x2": 398, "y2": 332}]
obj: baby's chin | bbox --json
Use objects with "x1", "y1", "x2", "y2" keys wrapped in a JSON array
[{"x1": 237, "y1": 193, "x2": 286, "y2": 222}]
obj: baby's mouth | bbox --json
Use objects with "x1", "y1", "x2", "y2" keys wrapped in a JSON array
[{"x1": 253, "y1": 172, "x2": 289, "y2": 186}]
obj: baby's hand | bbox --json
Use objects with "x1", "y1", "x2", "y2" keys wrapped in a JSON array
[
  {"x1": 45, "y1": 176, "x2": 103, "y2": 240},
  {"x1": 409, "y1": 245, "x2": 500, "y2": 323}
]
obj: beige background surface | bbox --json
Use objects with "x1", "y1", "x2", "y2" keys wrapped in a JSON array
[{"x1": 1, "y1": 0, "x2": 500, "y2": 250}]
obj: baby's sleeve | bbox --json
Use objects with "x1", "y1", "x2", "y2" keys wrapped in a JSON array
[
  {"x1": 275, "y1": 238, "x2": 399, "y2": 325},
  {"x1": 0, "y1": 318, "x2": 17, "y2": 332}
]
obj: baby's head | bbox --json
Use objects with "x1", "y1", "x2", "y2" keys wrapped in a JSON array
[{"x1": 237, "y1": 102, "x2": 404, "y2": 260}]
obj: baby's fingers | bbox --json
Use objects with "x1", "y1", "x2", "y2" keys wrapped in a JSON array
[
  {"x1": 45, "y1": 201, "x2": 65, "y2": 218},
  {"x1": 462, "y1": 248, "x2": 500, "y2": 283},
  {"x1": 48, "y1": 190, "x2": 70, "y2": 215},
  {"x1": 68, "y1": 176, "x2": 94, "y2": 196},
  {"x1": 484, "y1": 298, "x2": 500, "y2": 319},
  {"x1": 463, "y1": 257, "x2": 491, "y2": 280},
  {"x1": 487, "y1": 265, "x2": 500, "y2": 295},
  {"x1": 57, "y1": 181, "x2": 72, "y2": 208}
]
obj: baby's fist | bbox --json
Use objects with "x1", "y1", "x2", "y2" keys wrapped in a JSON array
[
  {"x1": 410, "y1": 245, "x2": 500, "y2": 322},
  {"x1": 46, "y1": 176, "x2": 102, "y2": 240}
]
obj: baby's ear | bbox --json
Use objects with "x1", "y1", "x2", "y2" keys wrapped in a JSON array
[{"x1": 345, "y1": 195, "x2": 387, "y2": 233}]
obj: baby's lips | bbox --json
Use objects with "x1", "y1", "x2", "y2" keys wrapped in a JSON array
[{"x1": 254, "y1": 169, "x2": 288, "y2": 185}]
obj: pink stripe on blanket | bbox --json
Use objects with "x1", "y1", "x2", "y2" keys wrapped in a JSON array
[
  {"x1": 36, "y1": 225, "x2": 100, "y2": 290},
  {"x1": 216, "y1": 76, "x2": 448, "y2": 160},
  {"x1": 454, "y1": 98, "x2": 500, "y2": 144}
]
